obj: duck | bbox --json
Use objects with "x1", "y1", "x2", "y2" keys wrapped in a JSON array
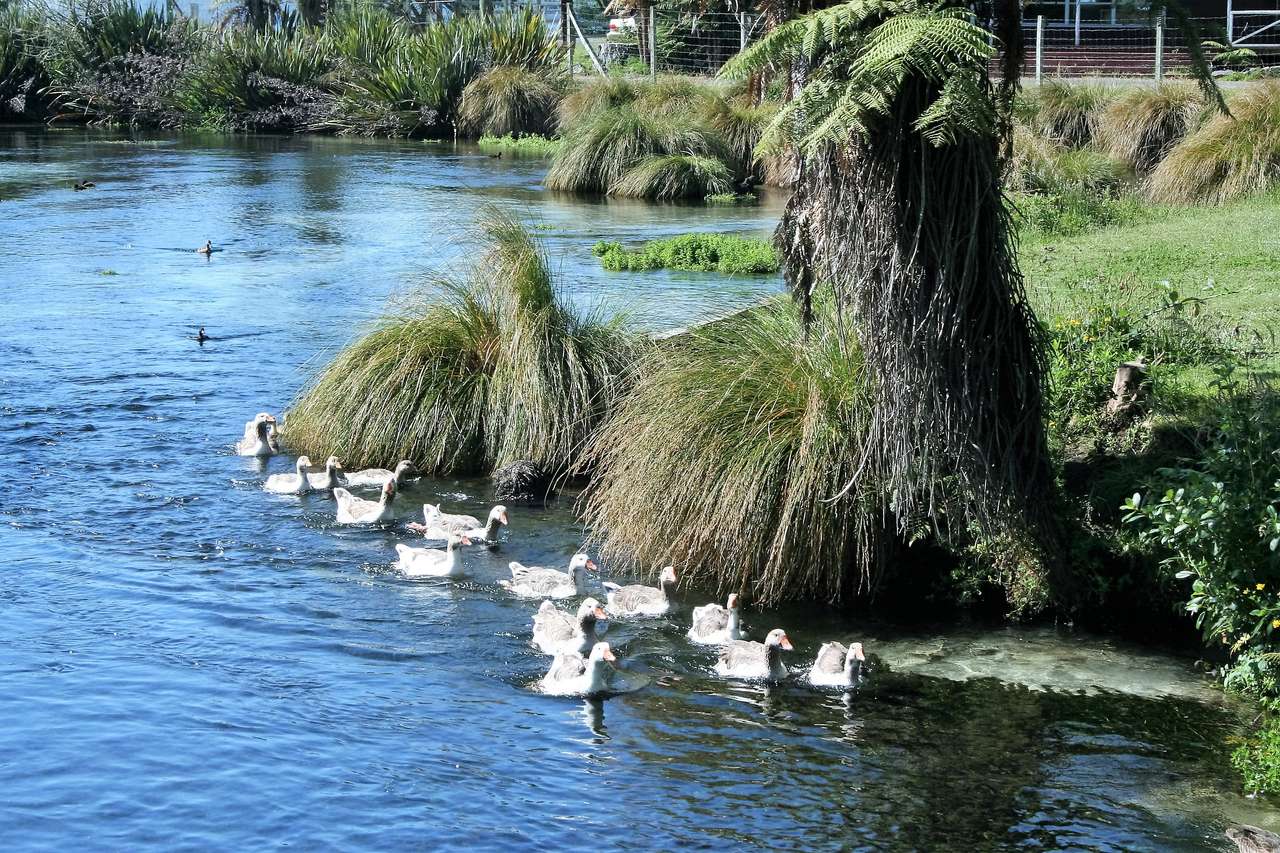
[
  {"x1": 500, "y1": 553, "x2": 597, "y2": 599},
  {"x1": 394, "y1": 534, "x2": 471, "y2": 578},
  {"x1": 342, "y1": 460, "x2": 415, "y2": 489},
  {"x1": 408, "y1": 504, "x2": 508, "y2": 543},
  {"x1": 333, "y1": 481, "x2": 397, "y2": 524},
  {"x1": 687, "y1": 593, "x2": 741, "y2": 644},
  {"x1": 196, "y1": 326, "x2": 209, "y2": 344},
  {"x1": 263, "y1": 455, "x2": 313, "y2": 495},
  {"x1": 305, "y1": 455, "x2": 346, "y2": 490},
  {"x1": 197, "y1": 240, "x2": 213, "y2": 255},
  {"x1": 809, "y1": 641, "x2": 866, "y2": 687},
  {"x1": 540, "y1": 642, "x2": 622, "y2": 697},
  {"x1": 236, "y1": 413, "x2": 277, "y2": 457},
  {"x1": 715, "y1": 628, "x2": 793, "y2": 682},
  {"x1": 532, "y1": 598, "x2": 607, "y2": 656},
  {"x1": 73, "y1": 179, "x2": 96, "y2": 191},
  {"x1": 603, "y1": 565, "x2": 677, "y2": 617}
]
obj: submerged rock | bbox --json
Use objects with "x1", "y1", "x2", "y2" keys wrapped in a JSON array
[
  {"x1": 1228, "y1": 825, "x2": 1280, "y2": 853},
  {"x1": 492, "y1": 460, "x2": 554, "y2": 504}
]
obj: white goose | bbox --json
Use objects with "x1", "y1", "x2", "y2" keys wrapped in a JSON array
[
  {"x1": 342, "y1": 460, "x2": 415, "y2": 489},
  {"x1": 236, "y1": 414, "x2": 277, "y2": 457},
  {"x1": 333, "y1": 481, "x2": 397, "y2": 524},
  {"x1": 394, "y1": 534, "x2": 471, "y2": 578},
  {"x1": 408, "y1": 504, "x2": 508, "y2": 543},
  {"x1": 540, "y1": 642, "x2": 623, "y2": 697},
  {"x1": 264, "y1": 455, "x2": 314, "y2": 495},
  {"x1": 603, "y1": 566, "x2": 677, "y2": 618},
  {"x1": 532, "y1": 598, "x2": 607, "y2": 656},
  {"x1": 715, "y1": 628, "x2": 793, "y2": 682},
  {"x1": 305, "y1": 455, "x2": 346, "y2": 490},
  {"x1": 809, "y1": 641, "x2": 866, "y2": 687},
  {"x1": 687, "y1": 593, "x2": 742, "y2": 645},
  {"x1": 501, "y1": 553, "x2": 596, "y2": 599}
]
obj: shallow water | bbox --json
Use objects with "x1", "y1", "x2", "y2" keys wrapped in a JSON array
[{"x1": 2, "y1": 128, "x2": 1276, "y2": 851}]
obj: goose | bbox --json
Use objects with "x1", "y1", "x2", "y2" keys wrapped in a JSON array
[
  {"x1": 603, "y1": 566, "x2": 677, "y2": 617},
  {"x1": 532, "y1": 598, "x2": 607, "y2": 656},
  {"x1": 236, "y1": 414, "x2": 277, "y2": 457},
  {"x1": 687, "y1": 593, "x2": 741, "y2": 645},
  {"x1": 333, "y1": 481, "x2": 396, "y2": 524},
  {"x1": 809, "y1": 641, "x2": 866, "y2": 687},
  {"x1": 500, "y1": 553, "x2": 597, "y2": 599},
  {"x1": 394, "y1": 534, "x2": 471, "y2": 578},
  {"x1": 343, "y1": 460, "x2": 415, "y2": 489},
  {"x1": 408, "y1": 504, "x2": 508, "y2": 543},
  {"x1": 540, "y1": 642, "x2": 621, "y2": 697},
  {"x1": 264, "y1": 455, "x2": 313, "y2": 495},
  {"x1": 715, "y1": 628, "x2": 793, "y2": 682},
  {"x1": 305, "y1": 455, "x2": 346, "y2": 490}
]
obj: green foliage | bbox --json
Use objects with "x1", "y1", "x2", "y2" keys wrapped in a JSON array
[
  {"x1": 1014, "y1": 190, "x2": 1147, "y2": 238},
  {"x1": 578, "y1": 295, "x2": 880, "y2": 604},
  {"x1": 592, "y1": 233, "x2": 779, "y2": 273},
  {"x1": 0, "y1": 4, "x2": 49, "y2": 119},
  {"x1": 477, "y1": 133, "x2": 560, "y2": 156},
  {"x1": 1026, "y1": 81, "x2": 1114, "y2": 148},
  {"x1": 1233, "y1": 706, "x2": 1280, "y2": 796},
  {"x1": 609, "y1": 153, "x2": 733, "y2": 200},
  {"x1": 458, "y1": 64, "x2": 563, "y2": 138},
  {"x1": 1123, "y1": 369, "x2": 1280, "y2": 670},
  {"x1": 285, "y1": 208, "x2": 643, "y2": 475},
  {"x1": 1149, "y1": 81, "x2": 1280, "y2": 205}
]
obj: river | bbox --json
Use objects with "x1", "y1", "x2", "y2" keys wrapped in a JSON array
[{"x1": 1, "y1": 128, "x2": 1276, "y2": 851}]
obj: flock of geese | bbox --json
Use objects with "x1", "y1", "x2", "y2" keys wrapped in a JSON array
[{"x1": 238, "y1": 412, "x2": 868, "y2": 697}]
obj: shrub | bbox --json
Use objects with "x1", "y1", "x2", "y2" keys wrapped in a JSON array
[
  {"x1": 285, "y1": 208, "x2": 643, "y2": 474},
  {"x1": 1122, "y1": 368, "x2": 1280, "y2": 675},
  {"x1": 1148, "y1": 81, "x2": 1280, "y2": 204},
  {"x1": 1233, "y1": 707, "x2": 1280, "y2": 796},
  {"x1": 0, "y1": 5, "x2": 51, "y2": 120},
  {"x1": 1096, "y1": 83, "x2": 1207, "y2": 172},
  {"x1": 592, "y1": 233, "x2": 779, "y2": 273},
  {"x1": 578, "y1": 295, "x2": 882, "y2": 604}
]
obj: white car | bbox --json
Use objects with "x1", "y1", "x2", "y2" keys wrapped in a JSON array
[{"x1": 607, "y1": 15, "x2": 637, "y2": 39}]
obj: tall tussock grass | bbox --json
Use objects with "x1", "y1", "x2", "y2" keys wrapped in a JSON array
[
  {"x1": 285, "y1": 208, "x2": 644, "y2": 475},
  {"x1": 1097, "y1": 84, "x2": 1207, "y2": 172},
  {"x1": 1148, "y1": 81, "x2": 1280, "y2": 204},
  {"x1": 579, "y1": 296, "x2": 882, "y2": 605},
  {"x1": 458, "y1": 64, "x2": 563, "y2": 138},
  {"x1": 1027, "y1": 80, "x2": 1113, "y2": 147}
]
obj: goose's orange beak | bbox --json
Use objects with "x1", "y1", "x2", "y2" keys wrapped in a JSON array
[{"x1": 780, "y1": 634, "x2": 793, "y2": 652}]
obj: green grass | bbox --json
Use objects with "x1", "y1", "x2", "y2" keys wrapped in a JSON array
[
  {"x1": 477, "y1": 133, "x2": 560, "y2": 156},
  {"x1": 592, "y1": 233, "x2": 779, "y2": 274}
]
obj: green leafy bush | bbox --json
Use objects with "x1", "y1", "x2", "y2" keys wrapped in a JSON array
[
  {"x1": 592, "y1": 233, "x2": 779, "y2": 274},
  {"x1": 1123, "y1": 369, "x2": 1280, "y2": 671},
  {"x1": 1233, "y1": 704, "x2": 1280, "y2": 796}
]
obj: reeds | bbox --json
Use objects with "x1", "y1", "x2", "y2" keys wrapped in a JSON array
[
  {"x1": 579, "y1": 295, "x2": 880, "y2": 604},
  {"x1": 284, "y1": 208, "x2": 644, "y2": 474},
  {"x1": 1148, "y1": 81, "x2": 1280, "y2": 204}
]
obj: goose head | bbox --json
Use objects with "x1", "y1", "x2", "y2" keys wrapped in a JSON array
[
  {"x1": 764, "y1": 628, "x2": 793, "y2": 652},
  {"x1": 422, "y1": 503, "x2": 441, "y2": 523},
  {"x1": 324, "y1": 455, "x2": 341, "y2": 472},
  {"x1": 490, "y1": 505, "x2": 509, "y2": 526},
  {"x1": 586, "y1": 641, "x2": 618, "y2": 692},
  {"x1": 845, "y1": 642, "x2": 866, "y2": 680},
  {"x1": 392, "y1": 460, "x2": 415, "y2": 486},
  {"x1": 256, "y1": 417, "x2": 274, "y2": 438},
  {"x1": 295, "y1": 455, "x2": 312, "y2": 474},
  {"x1": 658, "y1": 565, "x2": 677, "y2": 591},
  {"x1": 577, "y1": 597, "x2": 607, "y2": 630},
  {"x1": 726, "y1": 592, "x2": 740, "y2": 613},
  {"x1": 569, "y1": 553, "x2": 598, "y2": 594}
]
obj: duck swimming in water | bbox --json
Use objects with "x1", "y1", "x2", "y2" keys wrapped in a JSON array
[
  {"x1": 197, "y1": 240, "x2": 213, "y2": 255},
  {"x1": 73, "y1": 180, "x2": 96, "y2": 191},
  {"x1": 196, "y1": 326, "x2": 209, "y2": 344}
]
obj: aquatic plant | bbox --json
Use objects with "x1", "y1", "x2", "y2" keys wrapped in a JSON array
[
  {"x1": 0, "y1": 5, "x2": 50, "y2": 120},
  {"x1": 610, "y1": 153, "x2": 733, "y2": 200},
  {"x1": 593, "y1": 233, "x2": 779, "y2": 273},
  {"x1": 1148, "y1": 81, "x2": 1280, "y2": 204},
  {"x1": 285, "y1": 208, "x2": 643, "y2": 474},
  {"x1": 579, "y1": 296, "x2": 880, "y2": 604},
  {"x1": 458, "y1": 64, "x2": 563, "y2": 138},
  {"x1": 555, "y1": 75, "x2": 638, "y2": 130},
  {"x1": 1096, "y1": 83, "x2": 1207, "y2": 172},
  {"x1": 477, "y1": 133, "x2": 561, "y2": 156},
  {"x1": 702, "y1": 92, "x2": 779, "y2": 178},
  {"x1": 1027, "y1": 80, "x2": 1114, "y2": 147}
]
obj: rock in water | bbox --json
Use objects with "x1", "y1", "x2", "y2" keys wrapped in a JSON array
[
  {"x1": 1227, "y1": 825, "x2": 1280, "y2": 853},
  {"x1": 492, "y1": 460, "x2": 553, "y2": 504}
]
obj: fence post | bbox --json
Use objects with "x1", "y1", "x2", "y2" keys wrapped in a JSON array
[
  {"x1": 1228, "y1": 0, "x2": 1235, "y2": 45},
  {"x1": 738, "y1": 12, "x2": 747, "y2": 52},
  {"x1": 190, "y1": 1, "x2": 199, "y2": 20},
  {"x1": 1074, "y1": 0, "x2": 1082, "y2": 46},
  {"x1": 649, "y1": 5, "x2": 657, "y2": 79},
  {"x1": 564, "y1": 0, "x2": 573, "y2": 80},
  {"x1": 1155, "y1": 8, "x2": 1165, "y2": 82},
  {"x1": 1035, "y1": 15, "x2": 1044, "y2": 84}
]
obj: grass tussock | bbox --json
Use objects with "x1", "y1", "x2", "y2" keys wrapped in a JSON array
[
  {"x1": 1028, "y1": 80, "x2": 1114, "y2": 147},
  {"x1": 609, "y1": 153, "x2": 733, "y2": 200},
  {"x1": 285, "y1": 208, "x2": 644, "y2": 474},
  {"x1": 1097, "y1": 83, "x2": 1207, "y2": 172},
  {"x1": 458, "y1": 64, "x2": 563, "y2": 138},
  {"x1": 578, "y1": 296, "x2": 879, "y2": 605},
  {"x1": 1148, "y1": 81, "x2": 1280, "y2": 204}
]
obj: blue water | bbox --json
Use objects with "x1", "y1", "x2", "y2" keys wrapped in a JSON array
[{"x1": 1, "y1": 128, "x2": 1275, "y2": 851}]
